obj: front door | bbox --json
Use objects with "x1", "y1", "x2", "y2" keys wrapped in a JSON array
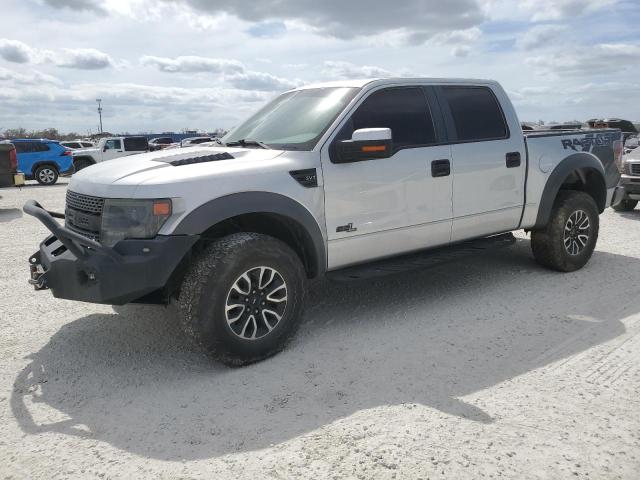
[
  {"x1": 321, "y1": 86, "x2": 453, "y2": 269},
  {"x1": 102, "y1": 139, "x2": 123, "y2": 161}
]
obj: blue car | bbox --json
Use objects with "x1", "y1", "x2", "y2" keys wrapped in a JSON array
[{"x1": 11, "y1": 139, "x2": 74, "y2": 185}]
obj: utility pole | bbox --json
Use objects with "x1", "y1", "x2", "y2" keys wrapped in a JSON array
[{"x1": 96, "y1": 99, "x2": 103, "y2": 134}]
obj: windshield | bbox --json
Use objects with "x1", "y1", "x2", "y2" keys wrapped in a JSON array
[{"x1": 223, "y1": 87, "x2": 359, "y2": 150}]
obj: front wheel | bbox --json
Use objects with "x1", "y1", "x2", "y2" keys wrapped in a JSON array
[
  {"x1": 177, "y1": 233, "x2": 306, "y2": 366},
  {"x1": 531, "y1": 191, "x2": 599, "y2": 272},
  {"x1": 612, "y1": 199, "x2": 638, "y2": 212},
  {"x1": 34, "y1": 165, "x2": 58, "y2": 185}
]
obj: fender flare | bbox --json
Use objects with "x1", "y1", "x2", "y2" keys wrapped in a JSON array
[
  {"x1": 173, "y1": 191, "x2": 326, "y2": 276},
  {"x1": 535, "y1": 153, "x2": 607, "y2": 228}
]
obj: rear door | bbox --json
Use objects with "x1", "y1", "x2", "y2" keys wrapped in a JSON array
[
  {"x1": 321, "y1": 85, "x2": 454, "y2": 269},
  {"x1": 436, "y1": 85, "x2": 526, "y2": 241}
]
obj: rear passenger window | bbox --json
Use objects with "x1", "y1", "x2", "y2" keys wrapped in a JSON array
[
  {"x1": 37, "y1": 143, "x2": 50, "y2": 152},
  {"x1": 442, "y1": 86, "x2": 508, "y2": 142},
  {"x1": 349, "y1": 87, "x2": 436, "y2": 149},
  {"x1": 124, "y1": 137, "x2": 148, "y2": 151}
]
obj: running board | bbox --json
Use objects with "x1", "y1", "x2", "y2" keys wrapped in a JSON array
[{"x1": 326, "y1": 233, "x2": 517, "y2": 282}]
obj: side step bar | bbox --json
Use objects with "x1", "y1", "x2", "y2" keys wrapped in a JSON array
[{"x1": 326, "y1": 233, "x2": 517, "y2": 282}]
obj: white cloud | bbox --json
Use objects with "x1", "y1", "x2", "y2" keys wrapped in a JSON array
[
  {"x1": 321, "y1": 61, "x2": 395, "y2": 80},
  {"x1": 152, "y1": 0, "x2": 486, "y2": 44},
  {"x1": 42, "y1": 0, "x2": 104, "y2": 12},
  {"x1": 0, "y1": 39, "x2": 34, "y2": 63},
  {"x1": 226, "y1": 71, "x2": 299, "y2": 91},
  {"x1": 526, "y1": 43, "x2": 640, "y2": 76},
  {"x1": 481, "y1": 0, "x2": 618, "y2": 21},
  {"x1": 518, "y1": 24, "x2": 567, "y2": 50},
  {"x1": 518, "y1": 0, "x2": 618, "y2": 21},
  {"x1": 57, "y1": 48, "x2": 115, "y2": 70},
  {"x1": 0, "y1": 67, "x2": 63, "y2": 86},
  {"x1": 140, "y1": 55, "x2": 244, "y2": 74},
  {"x1": 0, "y1": 39, "x2": 114, "y2": 69}
]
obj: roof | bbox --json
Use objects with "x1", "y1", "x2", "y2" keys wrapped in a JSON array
[
  {"x1": 291, "y1": 77, "x2": 501, "y2": 91},
  {"x1": 10, "y1": 138, "x2": 56, "y2": 142}
]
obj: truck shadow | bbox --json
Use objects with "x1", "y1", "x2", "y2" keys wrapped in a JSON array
[
  {"x1": 0, "y1": 208, "x2": 22, "y2": 223},
  {"x1": 616, "y1": 209, "x2": 640, "y2": 220},
  {"x1": 11, "y1": 239, "x2": 639, "y2": 460}
]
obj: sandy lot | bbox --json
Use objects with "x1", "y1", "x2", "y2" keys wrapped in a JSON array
[{"x1": 0, "y1": 181, "x2": 639, "y2": 479}]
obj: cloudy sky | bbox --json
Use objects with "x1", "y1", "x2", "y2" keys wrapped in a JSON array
[{"x1": 0, "y1": 0, "x2": 639, "y2": 134}]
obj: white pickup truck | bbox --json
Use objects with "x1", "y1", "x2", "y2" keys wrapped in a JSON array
[
  {"x1": 25, "y1": 78, "x2": 624, "y2": 365},
  {"x1": 72, "y1": 136, "x2": 149, "y2": 171}
]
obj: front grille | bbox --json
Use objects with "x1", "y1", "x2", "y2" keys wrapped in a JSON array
[
  {"x1": 630, "y1": 163, "x2": 640, "y2": 176},
  {"x1": 65, "y1": 190, "x2": 104, "y2": 241},
  {"x1": 66, "y1": 190, "x2": 105, "y2": 214}
]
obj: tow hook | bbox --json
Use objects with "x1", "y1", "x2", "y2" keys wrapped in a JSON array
[{"x1": 28, "y1": 253, "x2": 48, "y2": 290}]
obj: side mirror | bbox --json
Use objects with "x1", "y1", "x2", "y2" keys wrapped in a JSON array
[
  {"x1": 102, "y1": 145, "x2": 108, "y2": 152},
  {"x1": 334, "y1": 128, "x2": 393, "y2": 164}
]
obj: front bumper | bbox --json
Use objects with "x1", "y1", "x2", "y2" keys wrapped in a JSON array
[
  {"x1": 618, "y1": 174, "x2": 640, "y2": 201},
  {"x1": 24, "y1": 200, "x2": 198, "y2": 305}
]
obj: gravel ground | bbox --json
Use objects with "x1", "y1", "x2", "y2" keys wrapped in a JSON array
[{"x1": 1, "y1": 181, "x2": 639, "y2": 479}]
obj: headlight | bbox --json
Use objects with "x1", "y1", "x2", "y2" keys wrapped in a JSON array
[{"x1": 101, "y1": 198, "x2": 172, "y2": 246}]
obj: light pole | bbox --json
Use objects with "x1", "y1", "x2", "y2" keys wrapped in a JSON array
[{"x1": 96, "y1": 99, "x2": 103, "y2": 134}]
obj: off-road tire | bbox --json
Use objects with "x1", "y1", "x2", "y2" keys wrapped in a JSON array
[
  {"x1": 34, "y1": 165, "x2": 59, "y2": 185},
  {"x1": 612, "y1": 199, "x2": 638, "y2": 212},
  {"x1": 74, "y1": 158, "x2": 93, "y2": 172},
  {"x1": 531, "y1": 191, "x2": 599, "y2": 272},
  {"x1": 177, "y1": 232, "x2": 306, "y2": 366}
]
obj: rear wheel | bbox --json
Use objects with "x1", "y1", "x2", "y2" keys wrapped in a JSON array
[
  {"x1": 612, "y1": 199, "x2": 638, "y2": 212},
  {"x1": 531, "y1": 191, "x2": 599, "y2": 272},
  {"x1": 177, "y1": 233, "x2": 306, "y2": 366},
  {"x1": 34, "y1": 165, "x2": 58, "y2": 185}
]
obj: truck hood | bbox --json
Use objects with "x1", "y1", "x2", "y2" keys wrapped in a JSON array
[{"x1": 69, "y1": 146, "x2": 287, "y2": 196}]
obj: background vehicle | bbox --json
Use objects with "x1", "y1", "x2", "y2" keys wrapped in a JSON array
[
  {"x1": 548, "y1": 123, "x2": 583, "y2": 130},
  {"x1": 614, "y1": 146, "x2": 640, "y2": 212},
  {"x1": 25, "y1": 78, "x2": 624, "y2": 366},
  {"x1": 60, "y1": 140, "x2": 95, "y2": 149},
  {"x1": 72, "y1": 136, "x2": 148, "y2": 171},
  {"x1": 180, "y1": 137, "x2": 213, "y2": 147},
  {"x1": 148, "y1": 137, "x2": 176, "y2": 151},
  {"x1": 589, "y1": 118, "x2": 638, "y2": 141},
  {"x1": 0, "y1": 143, "x2": 25, "y2": 188},
  {"x1": 624, "y1": 135, "x2": 638, "y2": 154},
  {"x1": 10, "y1": 139, "x2": 73, "y2": 185}
]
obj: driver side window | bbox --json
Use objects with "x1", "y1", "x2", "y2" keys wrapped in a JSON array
[{"x1": 337, "y1": 87, "x2": 436, "y2": 152}]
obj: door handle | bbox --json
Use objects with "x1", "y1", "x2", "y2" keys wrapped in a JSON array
[
  {"x1": 431, "y1": 159, "x2": 451, "y2": 177},
  {"x1": 506, "y1": 152, "x2": 521, "y2": 168}
]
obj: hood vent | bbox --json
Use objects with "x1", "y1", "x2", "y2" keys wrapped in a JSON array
[{"x1": 155, "y1": 152, "x2": 235, "y2": 166}]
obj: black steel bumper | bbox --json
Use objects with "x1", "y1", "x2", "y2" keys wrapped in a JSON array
[{"x1": 24, "y1": 200, "x2": 198, "y2": 305}]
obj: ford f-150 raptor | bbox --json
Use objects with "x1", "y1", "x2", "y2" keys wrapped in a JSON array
[{"x1": 24, "y1": 78, "x2": 625, "y2": 365}]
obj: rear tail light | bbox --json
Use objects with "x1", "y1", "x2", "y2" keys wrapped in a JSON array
[
  {"x1": 61, "y1": 149, "x2": 73, "y2": 156},
  {"x1": 9, "y1": 147, "x2": 17, "y2": 171},
  {"x1": 613, "y1": 139, "x2": 624, "y2": 172}
]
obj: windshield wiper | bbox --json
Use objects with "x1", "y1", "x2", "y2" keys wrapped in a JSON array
[{"x1": 225, "y1": 139, "x2": 271, "y2": 149}]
